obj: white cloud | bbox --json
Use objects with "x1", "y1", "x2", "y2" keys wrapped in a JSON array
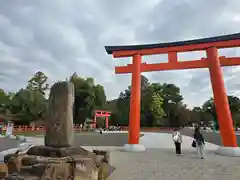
[{"x1": 0, "y1": 0, "x2": 240, "y2": 108}]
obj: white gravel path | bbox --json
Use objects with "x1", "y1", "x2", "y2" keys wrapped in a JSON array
[{"x1": 3, "y1": 132, "x2": 236, "y2": 180}]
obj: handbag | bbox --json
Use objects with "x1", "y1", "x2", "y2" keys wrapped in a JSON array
[
  {"x1": 192, "y1": 140, "x2": 196, "y2": 148},
  {"x1": 173, "y1": 132, "x2": 180, "y2": 142},
  {"x1": 173, "y1": 135, "x2": 178, "y2": 142}
]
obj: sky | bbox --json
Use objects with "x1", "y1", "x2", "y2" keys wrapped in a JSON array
[{"x1": 0, "y1": 0, "x2": 240, "y2": 109}]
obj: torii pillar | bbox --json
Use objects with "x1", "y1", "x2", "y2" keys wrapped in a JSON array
[
  {"x1": 207, "y1": 47, "x2": 237, "y2": 148},
  {"x1": 123, "y1": 54, "x2": 145, "y2": 151}
]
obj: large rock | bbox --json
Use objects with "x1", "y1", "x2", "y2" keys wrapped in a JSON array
[
  {"x1": 93, "y1": 150, "x2": 110, "y2": 164},
  {"x1": 44, "y1": 81, "x2": 75, "y2": 148},
  {"x1": 4, "y1": 150, "x2": 115, "y2": 180},
  {"x1": 5, "y1": 151, "x2": 25, "y2": 174},
  {"x1": 0, "y1": 163, "x2": 8, "y2": 179},
  {"x1": 27, "y1": 146, "x2": 96, "y2": 158}
]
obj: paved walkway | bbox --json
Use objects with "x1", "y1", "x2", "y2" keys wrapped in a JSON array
[
  {"x1": 180, "y1": 128, "x2": 240, "y2": 146},
  {"x1": 139, "y1": 132, "x2": 219, "y2": 150},
  {"x1": 0, "y1": 137, "x2": 20, "y2": 151},
  {"x1": 108, "y1": 149, "x2": 240, "y2": 180},
  {"x1": 81, "y1": 133, "x2": 240, "y2": 180},
  {"x1": 1, "y1": 132, "x2": 240, "y2": 179}
]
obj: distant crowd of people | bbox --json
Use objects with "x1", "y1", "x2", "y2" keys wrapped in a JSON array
[{"x1": 172, "y1": 125, "x2": 206, "y2": 159}]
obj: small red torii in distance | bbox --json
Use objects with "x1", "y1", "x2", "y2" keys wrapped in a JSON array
[{"x1": 93, "y1": 110, "x2": 111, "y2": 129}]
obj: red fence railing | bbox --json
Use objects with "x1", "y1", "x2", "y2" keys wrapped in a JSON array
[
  {"x1": 0, "y1": 125, "x2": 176, "y2": 134},
  {"x1": 1, "y1": 124, "x2": 84, "y2": 134}
]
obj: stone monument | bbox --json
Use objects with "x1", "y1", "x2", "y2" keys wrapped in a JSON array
[
  {"x1": 3, "y1": 81, "x2": 114, "y2": 180},
  {"x1": 45, "y1": 81, "x2": 75, "y2": 147}
]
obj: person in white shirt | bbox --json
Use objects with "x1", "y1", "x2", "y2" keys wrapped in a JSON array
[{"x1": 172, "y1": 128, "x2": 183, "y2": 155}]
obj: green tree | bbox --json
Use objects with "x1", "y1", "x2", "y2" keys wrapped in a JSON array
[
  {"x1": 69, "y1": 73, "x2": 107, "y2": 125},
  {"x1": 114, "y1": 76, "x2": 167, "y2": 126},
  {"x1": 148, "y1": 92, "x2": 165, "y2": 126},
  {"x1": 9, "y1": 89, "x2": 46, "y2": 124},
  {"x1": 0, "y1": 89, "x2": 15, "y2": 122},
  {"x1": 202, "y1": 95, "x2": 240, "y2": 128},
  {"x1": 162, "y1": 83, "x2": 183, "y2": 105},
  {"x1": 26, "y1": 71, "x2": 49, "y2": 95},
  {"x1": 70, "y1": 73, "x2": 93, "y2": 124},
  {"x1": 116, "y1": 96, "x2": 130, "y2": 126},
  {"x1": 102, "y1": 100, "x2": 119, "y2": 125},
  {"x1": 94, "y1": 84, "x2": 106, "y2": 108},
  {"x1": 141, "y1": 82, "x2": 165, "y2": 126},
  {"x1": 0, "y1": 89, "x2": 10, "y2": 106},
  {"x1": 161, "y1": 83, "x2": 184, "y2": 127},
  {"x1": 192, "y1": 106, "x2": 212, "y2": 125}
]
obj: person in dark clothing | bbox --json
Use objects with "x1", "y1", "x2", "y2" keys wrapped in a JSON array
[
  {"x1": 193, "y1": 127, "x2": 206, "y2": 159},
  {"x1": 172, "y1": 128, "x2": 183, "y2": 155}
]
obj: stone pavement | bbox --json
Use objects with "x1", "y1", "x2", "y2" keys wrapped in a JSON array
[
  {"x1": 139, "y1": 132, "x2": 219, "y2": 150},
  {"x1": 0, "y1": 137, "x2": 20, "y2": 151},
  {"x1": 80, "y1": 133, "x2": 240, "y2": 180},
  {"x1": 1, "y1": 132, "x2": 240, "y2": 179},
  {"x1": 108, "y1": 149, "x2": 240, "y2": 180}
]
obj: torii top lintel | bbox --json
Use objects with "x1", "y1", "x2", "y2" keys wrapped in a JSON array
[
  {"x1": 104, "y1": 33, "x2": 240, "y2": 74},
  {"x1": 105, "y1": 33, "x2": 240, "y2": 57}
]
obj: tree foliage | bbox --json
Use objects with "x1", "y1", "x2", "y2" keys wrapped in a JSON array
[
  {"x1": 69, "y1": 72, "x2": 107, "y2": 124},
  {"x1": 201, "y1": 96, "x2": 240, "y2": 128},
  {"x1": 26, "y1": 71, "x2": 49, "y2": 96},
  {"x1": 1, "y1": 71, "x2": 240, "y2": 128},
  {"x1": 9, "y1": 89, "x2": 46, "y2": 124},
  {"x1": 0, "y1": 71, "x2": 105, "y2": 125},
  {"x1": 109, "y1": 75, "x2": 191, "y2": 127}
]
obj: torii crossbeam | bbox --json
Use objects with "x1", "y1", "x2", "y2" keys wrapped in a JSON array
[{"x1": 105, "y1": 33, "x2": 240, "y2": 155}]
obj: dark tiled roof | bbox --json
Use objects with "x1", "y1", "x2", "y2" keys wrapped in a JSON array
[{"x1": 105, "y1": 33, "x2": 240, "y2": 54}]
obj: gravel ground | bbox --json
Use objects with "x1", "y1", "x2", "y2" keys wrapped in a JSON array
[
  {"x1": 0, "y1": 138, "x2": 20, "y2": 151},
  {"x1": 108, "y1": 148, "x2": 240, "y2": 180},
  {"x1": 0, "y1": 132, "x2": 142, "y2": 151},
  {"x1": 73, "y1": 132, "x2": 144, "y2": 146},
  {"x1": 1, "y1": 131, "x2": 240, "y2": 180},
  {"x1": 179, "y1": 128, "x2": 240, "y2": 146},
  {"x1": 0, "y1": 128, "x2": 239, "y2": 153}
]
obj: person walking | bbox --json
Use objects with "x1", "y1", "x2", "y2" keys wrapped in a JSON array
[
  {"x1": 172, "y1": 128, "x2": 183, "y2": 155},
  {"x1": 194, "y1": 127, "x2": 206, "y2": 159}
]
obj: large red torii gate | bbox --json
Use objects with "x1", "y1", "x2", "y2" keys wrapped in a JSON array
[{"x1": 105, "y1": 33, "x2": 240, "y2": 155}]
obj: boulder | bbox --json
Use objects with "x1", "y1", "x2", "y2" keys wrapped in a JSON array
[
  {"x1": 93, "y1": 150, "x2": 110, "y2": 163},
  {"x1": 26, "y1": 146, "x2": 96, "y2": 158}
]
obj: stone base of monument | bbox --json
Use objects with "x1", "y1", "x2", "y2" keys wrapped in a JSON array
[
  {"x1": 216, "y1": 146, "x2": 240, "y2": 157},
  {"x1": 26, "y1": 145, "x2": 94, "y2": 158},
  {"x1": 3, "y1": 146, "x2": 115, "y2": 180},
  {"x1": 123, "y1": 144, "x2": 146, "y2": 152}
]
